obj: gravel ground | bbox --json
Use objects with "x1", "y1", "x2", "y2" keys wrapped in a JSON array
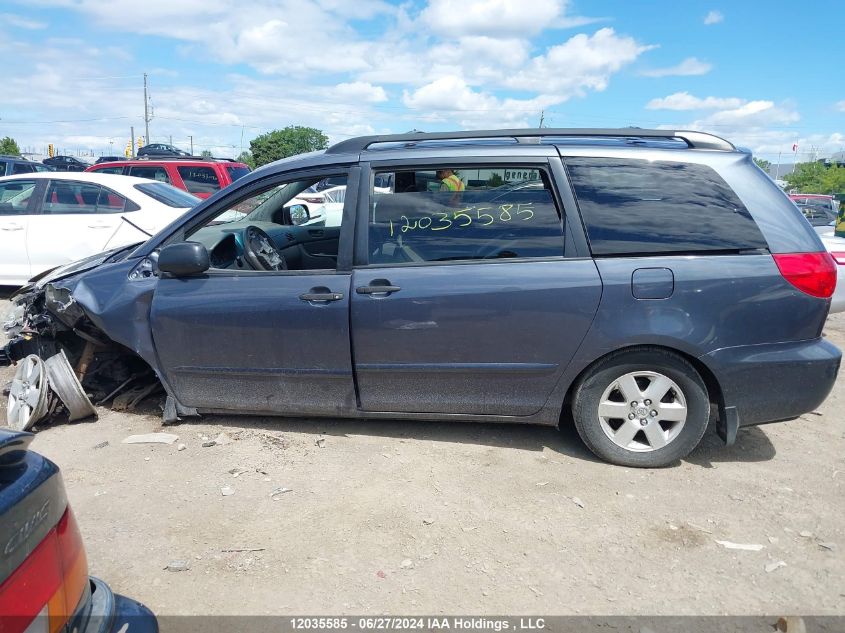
[{"x1": 1, "y1": 294, "x2": 843, "y2": 616}]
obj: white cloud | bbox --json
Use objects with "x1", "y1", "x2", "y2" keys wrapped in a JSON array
[
  {"x1": 0, "y1": 13, "x2": 47, "y2": 29},
  {"x1": 402, "y1": 76, "x2": 562, "y2": 129},
  {"x1": 700, "y1": 101, "x2": 799, "y2": 127},
  {"x1": 704, "y1": 10, "x2": 724, "y2": 25},
  {"x1": 836, "y1": 100, "x2": 845, "y2": 112},
  {"x1": 502, "y1": 28, "x2": 654, "y2": 94},
  {"x1": 332, "y1": 82, "x2": 388, "y2": 103},
  {"x1": 641, "y1": 57, "x2": 712, "y2": 77},
  {"x1": 646, "y1": 92, "x2": 744, "y2": 110},
  {"x1": 420, "y1": 0, "x2": 565, "y2": 37}
]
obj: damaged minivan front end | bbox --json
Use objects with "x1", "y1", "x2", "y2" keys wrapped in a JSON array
[{"x1": 2, "y1": 244, "x2": 166, "y2": 429}]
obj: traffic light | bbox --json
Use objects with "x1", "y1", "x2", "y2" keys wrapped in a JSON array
[
  {"x1": 48, "y1": 144, "x2": 54, "y2": 158},
  {"x1": 125, "y1": 142, "x2": 132, "y2": 158},
  {"x1": 137, "y1": 136, "x2": 144, "y2": 149}
]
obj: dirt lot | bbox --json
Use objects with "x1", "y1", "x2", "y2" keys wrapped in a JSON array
[{"x1": 1, "y1": 295, "x2": 843, "y2": 616}]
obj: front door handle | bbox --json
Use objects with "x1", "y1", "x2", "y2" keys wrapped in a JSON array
[
  {"x1": 356, "y1": 279, "x2": 401, "y2": 295},
  {"x1": 299, "y1": 286, "x2": 344, "y2": 303},
  {"x1": 0, "y1": 224, "x2": 23, "y2": 231}
]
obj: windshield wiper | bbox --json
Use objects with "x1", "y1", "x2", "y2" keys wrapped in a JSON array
[{"x1": 121, "y1": 215, "x2": 153, "y2": 237}]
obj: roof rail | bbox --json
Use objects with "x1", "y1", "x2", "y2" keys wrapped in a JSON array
[
  {"x1": 325, "y1": 128, "x2": 736, "y2": 154},
  {"x1": 134, "y1": 155, "x2": 237, "y2": 162}
]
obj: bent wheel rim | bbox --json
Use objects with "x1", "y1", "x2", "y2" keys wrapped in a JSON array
[
  {"x1": 597, "y1": 370, "x2": 688, "y2": 453},
  {"x1": 7, "y1": 355, "x2": 50, "y2": 431}
]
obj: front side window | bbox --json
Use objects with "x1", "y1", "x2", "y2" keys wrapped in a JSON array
[
  {"x1": 177, "y1": 166, "x2": 221, "y2": 194},
  {"x1": 367, "y1": 166, "x2": 563, "y2": 265},
  {"x1": 0, "y1": 180, "x2": 37, "y2": 215},
  {"x1": 128, "y1": 165, "x2": 170, "y2": 183},
  {"x1": 135, "y1": 183, "x2": 199, "y2": 208},
  {"x1": 43, "y1": 181, "x2": 101, "y2": 214},
  {"x1": 96, "y1": 166, "x2": 124, "y2": 175},
  {"x1": 186, "y1": 172, "x2": 348, "y2": 272},
  {"x1": 566, "y1": 158, "x2": 769, "y2": 255}
]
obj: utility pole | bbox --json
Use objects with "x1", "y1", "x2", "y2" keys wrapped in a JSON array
[
  {"x1": 130, "y1": 126, "x2": 135, "y2": 158},
  {"x1": 143, "y1": 73, "x2": 150, "y2": 146},
  {"x1": 538, "y1": 110, "x2": 545, "y2": 128},
  {"x1": 189, "y1": 135, "x2": 193, "y2": 155}
]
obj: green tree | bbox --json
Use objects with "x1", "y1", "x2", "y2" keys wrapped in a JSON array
[
  {"x1": 486, "y1": 173, "x2": 504, "y2": 187},
  {"x1": 753, "y1": 157, "x2": 771, "y2": 171},
  {"x1": 200, "y1": 149, "x2": 213, "y2": 158},
  {"x1": 249, "y1": 126, "x2": 328, "y2": 167},
  {"x1": 783, "y1": 161, "x2": 845, "y2": 194},
  {"x1": 236, "y1": 150, "x2": 256, "y2": 170},
  {"x1": 0, "y1": 136, "x2": 21, "y2": 155}
]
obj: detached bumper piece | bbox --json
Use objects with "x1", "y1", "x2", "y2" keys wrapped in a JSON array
[{"x1": 70, "y1": 577, "x2": 158, "y2": 633}]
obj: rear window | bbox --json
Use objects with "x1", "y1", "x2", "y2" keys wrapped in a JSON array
[
  {"x1": 12, "y1": 162, "x2": 34, "y2": 174},
  {"x1": 177, "y1": 166, "x2": 220, "y2": 194},
  {"x1": 566, "y1": 157, "x2": 768, "y2": 256},
  {"x1": 135, "y1": 183, "x2": 199, "y2": 208},
  {"x1": 226, "y1": 165, "x2": 251, "y2": 182}
]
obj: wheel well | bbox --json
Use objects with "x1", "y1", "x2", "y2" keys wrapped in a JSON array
[{"x1": 560, "y1": 344, "x2": 724, "y2": 426}]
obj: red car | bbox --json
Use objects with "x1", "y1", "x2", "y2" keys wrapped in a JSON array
[{"x1": 86, "y1": 157, "x2": 251, "y2": 199}]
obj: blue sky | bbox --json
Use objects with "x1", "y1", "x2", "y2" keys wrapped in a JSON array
[{"x1": 1, "y1": 0, "x2": 842, "y2": 162}]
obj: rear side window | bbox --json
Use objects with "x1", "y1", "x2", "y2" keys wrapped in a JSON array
[
  {"x1": 43, "y1": 181, "x2": 101, "y2": 214},
  {"x1": 226, "y1": 165, "x2": 251, "y2": 182},
  {"x1": 128, "y1": 165, "x2": 170, "y2": 183},
  {"x1": 95, "y1": 166, "x2": 125, "y2": 175},
  {"x1": 368, "y1": 166, "x2": 563, "y2": 265},
  {"x1": 177, "y1": 166, "x2": 220, "y2": 194},
  {"x1": 566, "y1": 158, "x2": 768, "y2": 255}
]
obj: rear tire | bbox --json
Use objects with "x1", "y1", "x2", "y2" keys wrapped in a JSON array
[{"x1": 571, "y1": 349, "x2": 710, "y2": 467}]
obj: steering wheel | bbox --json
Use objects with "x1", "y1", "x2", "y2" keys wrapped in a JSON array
[{"x1": 242, "y1": 225, "x2": 287, "y2": 271}]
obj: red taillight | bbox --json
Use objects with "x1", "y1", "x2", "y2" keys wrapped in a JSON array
[
  {"x1": 829, "y1": 251, "x2": 845, "y2": 266},
  {"x1": 0, "y1": 508, "x2": 88, "y2": 633},
  {"x1": 773, "y1": 252, "x2": 837, "y2": 298}
]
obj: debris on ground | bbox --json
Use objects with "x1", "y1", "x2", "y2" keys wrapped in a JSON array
[
  {"x1": 229, "y1": 467, "x2": 249, "y2": 477},
  {"x1": 270, "y1": 487, "x2": 293, "y2": 499},
  {"x1": 315, "y1": 437, "x2": 326, "y2": 448},
  {"x1": 201, "y1": 439, "x2": 216, "y2": 447},
  {"x1": 818, "y1": 542, "x2": 835, "y2": 551},
  {"x1": 765, "y1": 560, "x2": 787, "y2": 573},
  {"x1": 177, "y1": 443, "x2": 186, "y2": 451},
  {"x1": 221, "y1": 486, "x2": 235, "y2": 497},
  {"x1": 164, "y1": 560, "x2": 190, "y2": 572},
  {"x1": 214, "y1": 432, "x2": 233, "y2": 446},
  {"x1": 687, "y1": 523, "x2": 713, "y2": 534},
  {"x1": 715, "y1": 540, "x2": 764, "y2": 551},
  {"x1": 572, "y1": 497, "x2": 585, "y2": 508},
  {"x1": 92, "y1": 441, "x2": 109, "y2": 449},
  {"x1": 222, "y1": 548, "x2": 265, "y2": 553},
  {"x1": 798, "y1": 530, "x2": 813, "y2": 538},
  {"x1": 122, "y1": 432, "x2": 179, "y2": 445},
  {"x1": 400, "y1": 559, "x2": 414, "y2": 569},
  {"x1": 776, "y1": 616, "x2": 807, "y2": 633},
  {"x1": 422, "y1": 517, "x2": 435, "y2": 525}
]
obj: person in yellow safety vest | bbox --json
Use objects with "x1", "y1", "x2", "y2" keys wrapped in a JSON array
[{"x1": 437, "y1": 168, "x2": 465, "y2": 192}]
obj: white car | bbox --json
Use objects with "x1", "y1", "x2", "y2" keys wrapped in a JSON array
[
  {"x1": 0, "y1": 172, "x2": 197, "y2": 285},
  {"x1": 815, "y1": 228, "x2": 845, "y2": 313}
]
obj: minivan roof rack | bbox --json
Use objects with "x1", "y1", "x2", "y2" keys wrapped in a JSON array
[
  {"x1": 326, "y1": 128, "x2": 736, "y2": 154},
  {"x1": 134, "y1": 155, "x2": 237, "y2": 163}
]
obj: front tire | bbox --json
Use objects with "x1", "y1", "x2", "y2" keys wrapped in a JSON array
[{"x1": 571, "y1": 349, "x2": 710, "y2": 467}]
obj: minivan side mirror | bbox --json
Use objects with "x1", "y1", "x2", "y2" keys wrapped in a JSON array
[
  {"x1": 157, "y1": 242, "x2": 210, "y2": 276},
  {"x1": 286, "y1": 204, "x2": 310, "y2": 226}
]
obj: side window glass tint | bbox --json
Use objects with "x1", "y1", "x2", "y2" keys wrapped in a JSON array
[
  {"x1": 0, "y1": 181, "x2": 37, "y2": 215},
  {"x1": 566, "y1": 158, "x2": 769, "y2": 255},
  {"x1": 96, "y1": 188, "x2": 127, "y2": 213},
  {"x1": 177, "y1": 166, "x2": 221, "y2": 195},
  {"x1": 43, "y1": 182, "x2": 101, "y2": 214},
  {"x1": 368, "y1": 167, "x2": 562, "y2": 264},
  {"x1": 128, "y1": 166, "x2": 170, "y2": 183},
  {"x1": 12, "y1": 163, "x2": 34, "y2": 174}
]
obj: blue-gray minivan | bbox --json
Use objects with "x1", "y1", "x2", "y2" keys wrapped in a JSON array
[{"x1": 2, "y1": 129, "x2": 840, "y2": 467}]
